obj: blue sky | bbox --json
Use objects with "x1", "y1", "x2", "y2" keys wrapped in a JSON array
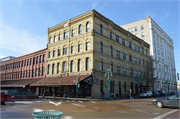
[{"x1": 0, "y1": 0, "x2": 179, "y2": 79}]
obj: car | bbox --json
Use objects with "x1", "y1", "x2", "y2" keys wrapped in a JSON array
[
  {"x1": 152, "y1": 94, "x2": 180, "y2": 108},
  {"x1": 152, "y1": 92, "x2": 160, "y2": 97},
  {"x1": 157, "y1": 90, "x2": 165, "y2": 96},
  {"x1": 13, "y1": 88, "x2": 30, "y2": 95},
  {"x1": 140, "y1": 91, "x2": 153, "y2": 98},
  {"x1": 1, "y1": 90, "x2": 15, "y2": 105},
  {"x1": 170, "y1": 91, "x2": 179, "y2": 95}
]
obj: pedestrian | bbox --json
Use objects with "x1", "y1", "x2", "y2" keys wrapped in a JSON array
[
  {"x1": 101, "y1": 90, "x2": 105, "y2": 100},
  {"x1": 129, "y1": 89, "x2": 134, "y2": 101},
  {"x1": 64, "y1": 91, "x2": 67, "y2": 98},
  {"x1": 116, "y1": 91, "x2": 118, "y2": 98}
]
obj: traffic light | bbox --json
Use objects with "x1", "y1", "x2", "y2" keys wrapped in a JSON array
[{"x1": 77, "y1": 77, "x2": 80, "y2": 88}]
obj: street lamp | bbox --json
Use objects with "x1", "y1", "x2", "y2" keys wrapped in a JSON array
[
  {"x1": 135, "y1": 74, "x2": 142, "y2": 97},
  {"x1": 104, "y1": 69, "x2": 113, "y2": 98}
]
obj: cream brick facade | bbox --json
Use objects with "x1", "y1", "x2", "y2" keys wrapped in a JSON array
[{"x1": 45, "y1": 10, "x2": 152, "y2": 98}]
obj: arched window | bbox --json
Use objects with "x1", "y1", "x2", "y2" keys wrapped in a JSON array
[
  {"x1": 110, "y1": 46, "x2": 113, "y2": 56},
  {"x1": 79, "y1": 25, "x2": 82, "y2": 34},
  {"x1": 100, "y1": 25, "x2": 102, "y2": 34},
  {"x1": 78, "y1": 59, "x2": 81, "y2": 72},
  {"x1": 86, "y1": 22, "x2": 90, "y2": 32},
  {"x1": 71, "y1": 60, "x2": 74, "y2": 72},
  {"x1": 100, "y1": 42, "x2": 103, "y2": 53}
]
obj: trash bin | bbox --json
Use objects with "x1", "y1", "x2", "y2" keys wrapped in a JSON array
[{"x1": 32, "y1": 111, "x2": 63, "y2": 119}]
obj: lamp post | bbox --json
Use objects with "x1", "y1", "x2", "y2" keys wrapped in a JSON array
[
  {"x1": 76, "y1": 77, "x2": 80, "y2": 100},
  {"x1": 135, "y1": 74, "x2": 142, "y2": 97},
  {"x1": 104, "y1": 69, "x2": 113, "y2": 98}
]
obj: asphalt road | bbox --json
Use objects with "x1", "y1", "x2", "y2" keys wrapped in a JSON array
[{"x1": 0, "y1": 97, "x2": 179, "y2": 119}]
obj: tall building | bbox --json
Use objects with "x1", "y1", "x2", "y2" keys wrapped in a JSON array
[
  {"x1": 31, "y1": 10, "x2": 152, "y2": 98},
  {"x1": 0, "y1": 56, "x2": 16, "y2": 62},
  {"x1": 121, "y1": 16, "x2": 177, "y2": 94}
]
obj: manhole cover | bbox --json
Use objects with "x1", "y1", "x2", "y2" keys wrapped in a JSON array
[{"x1": 150, "y1": 112, "x2": 161, "y2": 115}]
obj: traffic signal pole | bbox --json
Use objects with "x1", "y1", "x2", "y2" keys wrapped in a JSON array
[{"x1": 76, "y1": 77, "x2": 80, "y2": 100}]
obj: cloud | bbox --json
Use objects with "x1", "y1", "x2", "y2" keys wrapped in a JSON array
[{"x1": 1, "y1": 22, "x2": 47, "y2": 57}]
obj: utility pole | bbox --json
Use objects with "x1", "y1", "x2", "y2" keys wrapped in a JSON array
[
  {"x1": 76, "y1": 77, "x2": 80, "y2": 100},
  {"x1": 104, "y1": 69, "x2": 113, "y2": 98}
]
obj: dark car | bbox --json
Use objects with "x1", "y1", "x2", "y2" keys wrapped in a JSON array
[
  {"x1": 152, "y1": 92, "x2": 160, "y2": 97},
  {"x1": 157, "y1": 90, "x2": 165, "y2": 96},
  {"x1": 152, "y1": 94, "x2": 180, "y2": 108},
  {"x1": 14, "y1": 88, "x2": 30, "y2": 95},
  {"x1": 170, "y1": 91, "x2": 179, "y2": 95}
]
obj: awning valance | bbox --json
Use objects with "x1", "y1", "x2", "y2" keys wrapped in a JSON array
[
  {"x1": 1, "y1": 78, "x2": 42, "y2": 87},
  {"x1": 30, "y1": 75, "x2": 92, "y2": 86}
]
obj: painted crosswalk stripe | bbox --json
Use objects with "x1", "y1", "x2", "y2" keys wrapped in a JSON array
[
  {"x1": 153, "y1": 110, "x2": 178, "y2": 119},
  {"x1": 89, "y1": 101, "x2": 96, "y2": 103}
]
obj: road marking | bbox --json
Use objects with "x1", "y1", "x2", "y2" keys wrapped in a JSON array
[
  {"x1": 15, "y1": 101, "x2": 32, "y2": 104},
  {"x1": 36, "y1": 101, "x2": 41, "y2": 102},
  {"x1": 106, "y1": 101, "x2": 114, "y2": 104},
  {"x1": 49, "y1": 101, "x2": 61, "y2": 106},
  {"x1": 67, "y1": 100, "x2": 70, "y2": 102},
  {"x1": 72, "y1": 103, "x2": 86, "y2": 107},
  {"x1": 63, "y1": 116, "x2": 74, "y2": 119},
  {"x1": 33, "y1": 108, "x2": 43, "y2": 112},
  {"x1": 134, "y1": 109, "x2": 147, "y2": 113},
  {"x1": 89, "y1": 101, "x2": 96, "y2": 103},
  {"x1": 153, "y1": 109, "x2": 178, "y2": 119},
  {"x1": 72, "y1": 100, "x2": 75, "y2": 102},
  {"x1": 78, "y1": 101, "x2": 83, "y2": 103}
]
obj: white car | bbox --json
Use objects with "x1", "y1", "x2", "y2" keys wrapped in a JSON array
[{"x1": 140, "y1": 91, "x2": 153, "y2": 97}]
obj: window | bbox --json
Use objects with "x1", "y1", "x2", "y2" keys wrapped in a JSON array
[
  {"x1": 138, "y1": 59, "x2": 141, "y2": 64},
  {"x1": 79, "y1": 25, "x2": 82, "y2": 34},
  {"x1": 129, "y1": 56, "x2": 132, "y2": 62},
  {"x1": 135, "y1": 34, "x2": 138, "y2": 37},
  {"x1": 49, "y1": 52, "x2": 51, "y2": 58},
  {"x1": 143, "y1": 60, "x2": 144, "y2": 65},
  {"x1": 100, "y1": 80, "x2": 103, "y2": 92},
  {"x1": 86, "y1": 22, "x2": 90, "y2": 32},
  {"x1": 122, "y1": 38, "x2": 125, "y2": 45},
  {"x1": 122, "y1": 53, "x2": 126, "y2": 60},
  {"x1": 30, "y1": 58, "x2": 32, "y2": 65},
  {"x1": 47, "y1": 64, "x2": 50, "y2": 75},
  {"x1": 40, "y1": 56, "x2": 42, "y2": 63},
  {"x1": 33, "y1": 70, "x2": 35, "y2": 77},
  {"x1": 128, "y1": 28, "x2": 131, "y2": 32},
  {"x1": 138, "y1": 71, "x2": 141, "y2": 77},
  {"x1": 24, "y1": 60, "x2": 26, "y2": 66},
  {"x1": 43, "y1": 55, "x2": 45, "y2": 62},
  {"x1": 71, "y1": 46, "x2": 74, "y2": 53},
  {"x1": 100, "y1": 25, "x2": 102, "y2": 34},
  {"x1": 109, "y1": 32, "x2": 112, "y2": 39},
  {"x1": 26, "y1": 70, "x2": 28, "y2": 78},
  {"x1": 141, "y1": 32, "x2": 145, "y2": 37},
  {"x1": 110, "y1": 64, "x2": 113, "y2": 72},
  {"x1": 53, "y1": 50, "x2": 56, "y2": 57},
  {"x1": 63, "y1": 47, "x2": 67, "y2": 55},
  {"x1": 137, "y1": 46, "x2": 140, "y2": 52},
  {"x1": 135, "y1": 70, "x2": 138, "y2": 77},
  {"x1": 78, "y1": 44, "x2": 82, "y2": 52},
  {"x1": 37, "y1": 56, "x2": 39, "y2": 64},
  {"x1": 59, "y1": 34, "x2": 61, "y2": 41},
  {"x1": 146, "y1": 49, "x2": 148, "y2": 55},
  {"x1": 70, "y1": 61, "x2": 73, "y2": 72},
  {"x1": 57, "y1": 63, "x2": 60, "y2": 74},
  {"x1": 129, "y1": 42, "x2": 131, "y2": 48},
  {"x1": 72, "y1": 29, "x2": 75, "y2": 37},
  {"x1": 116, "y1": 51, "x2": 120, "y2": 59},
  {"x1": 134, "y1": 57, "x2": 137, "y2": 64},
  {"x1": 86, "y1": 42, "x2": 90, "y2": 50},
  {"x1": 100, "y1": 42, "x2": 103, "y2": 53},
  {"x1": 52, "y1": 64, "x2": 54, "y2": 74},
  {"x1": 134, "y1": 44, "x2": 136, "y2": 50},
  {"x1": 142, "y1": 47, "x2": 144, "y2": 53},
  {"x1": 36, "y1": 68, "x2": 38, "y2": 77},
  {"x1": 116, "y1": 35, "x2": 119, "y2": 43},
  {"x1": 39, "y1": 68, "x2": 41, "y2": 76},
  {"x1": 78, "y1": 59, "x2": 81, "y2": 72},
  {"x1": 42, "y1": 67, "x2": 44, "y2": 76},
  {"x1": 135, "y1": 27, "x2": 137, "y2": 31},
  {"x1": 86, "y1": 57, "x2": 89, "y2": 71},
  {"x1": 33, "y1": 58, "x2": 35, "y2": 65},
  {"x1": 141, "y1": 25, "x2": 144, "y2": 30},
  {"x1": 110, "y1": 46, "x2": 113, "y2": 56},
  {"x1": 27, "y1": 59, "x2": 29, "y2": 66},
  {"x1": 58, "y1": 49, "x2": 61, "y2": 56},
  {"x1": 29, "y1": 70, "x2": 31, "y2": 77},
  {"x1": 130, "y1": 69, "x2": 133, "y2": 76},
  {"x1": 49, "y1": 37, "x2": 52, "y2": 44},
  {"x1": 63, "y1": 61, "x2": 67, "y2": 71},
  {"x1": 64, "y1": 31, "x2": 68, "y2": 39},
  {"x1": 131, "y1": 28, "x2": 134, "y2": 32},
  {"x1": 100, "y1": 62, "x2": 103, "y2": 70},
  {"x1": 117, "y1": 66, "x2": 120, "y2": 74},
  {"x1": 54, "y1": 36, "x2": 56, "y2": 43},
  {"x1": 123, "y1": 68, "x2": 126, "y2": 75}
]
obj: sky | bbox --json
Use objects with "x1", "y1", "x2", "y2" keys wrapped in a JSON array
[{"x1": 0, "y1": 0, "x2": 179, "y2": 79}]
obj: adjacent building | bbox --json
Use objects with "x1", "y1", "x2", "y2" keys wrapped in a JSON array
[
  {"x1": 121, "y1": 16, "x2": 177, "y2": 94},
  {"x1": 31, "y1": 10, "x2": 152, "y2": 98}
]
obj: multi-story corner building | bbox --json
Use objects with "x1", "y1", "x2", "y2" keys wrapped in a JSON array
[
  {"x1": 31, "y1": 10, "x2": 152, "y2": 98},
  {"x1": 0, "y1": 48, "x2": 46, "y2": 93},
  {"x1": 0, "y1": 56, "x2": 16, "y2": 62},
  {"x1": 121, "y1": 16, "x2": 177, "y2": 94}
]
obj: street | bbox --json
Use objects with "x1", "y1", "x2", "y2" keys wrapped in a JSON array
[{"x1": 0, "y1": 97, "x2": 179, "y2": 119}]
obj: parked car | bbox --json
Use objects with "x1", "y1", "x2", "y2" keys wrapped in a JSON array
[
  {"x1": 140, "y1": 91, "x2": 153, "y2": 97},
  {"x1": 152, "y1": 92, "x2": 160, "y2": 97},
  {"x1": 152, "y1": 94, "x2": 180, "y2": 108},
  {"x1": 170, "y1": 91, "x2": 179, "y2": 95},
  {"x1": 157, "y1": 90, "x2": 165, "y2": 96}
]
